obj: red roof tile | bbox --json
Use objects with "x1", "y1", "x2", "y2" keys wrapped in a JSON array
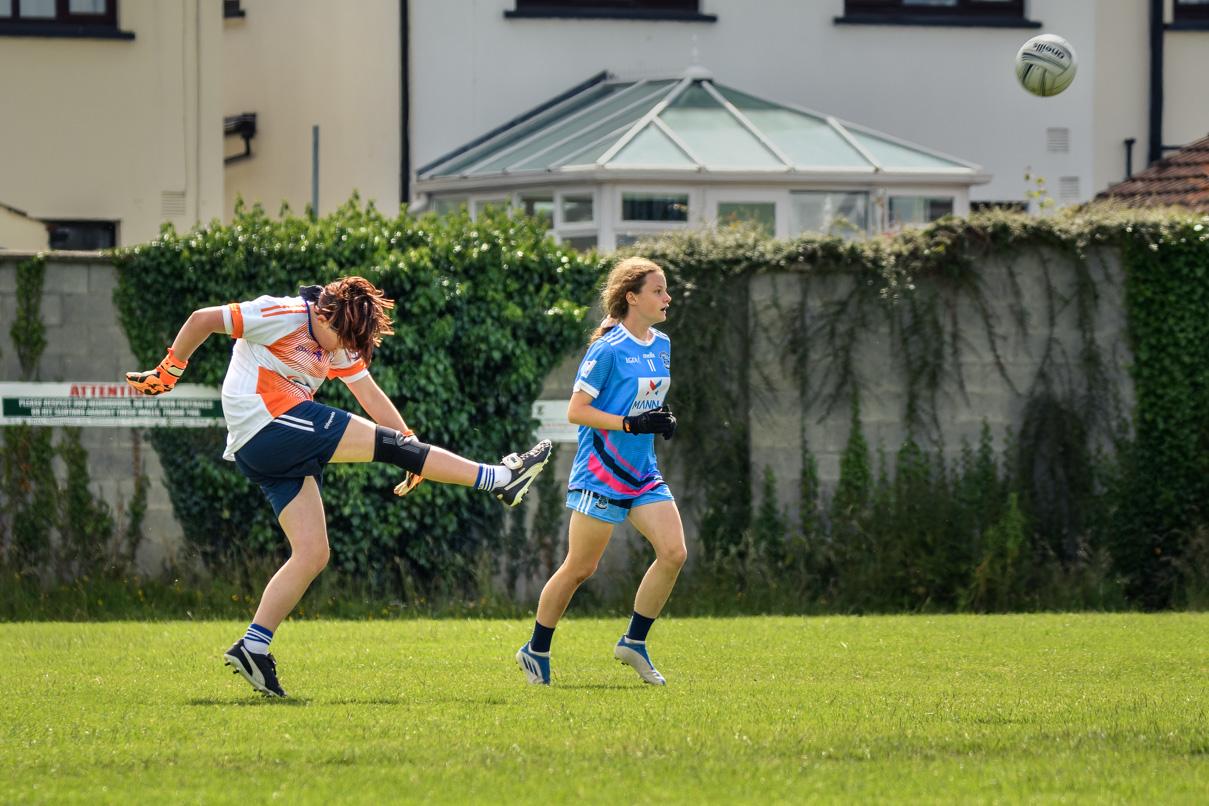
[{"x1": 1096, "y1": 134, "x2": 1209, "y2": 212}]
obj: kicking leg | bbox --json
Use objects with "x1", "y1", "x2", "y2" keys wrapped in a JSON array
[{"x1": 330, "y1": 414, "x2": 552, "y2": 506}]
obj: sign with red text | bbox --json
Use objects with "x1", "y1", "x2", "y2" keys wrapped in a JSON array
[{"x1": 0, "y1": 382, "x2": 223, "y2": 427}]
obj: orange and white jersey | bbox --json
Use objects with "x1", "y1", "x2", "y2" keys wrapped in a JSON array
[{"x1": 219, "y1": 293, "x2": 368, "y2": 459}]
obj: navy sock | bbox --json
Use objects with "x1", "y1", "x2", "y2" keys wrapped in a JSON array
[
  {"x1": 626, "y1": 611, "x2": 656, "y2": 643},
  {"x1": 530, "y1": 620, "x2": 555, "y2": 654}
]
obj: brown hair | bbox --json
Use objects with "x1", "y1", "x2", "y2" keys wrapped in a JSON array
[
  {"x1": 315, "y1": 276, "x2": 395, "y2": 363},
  {"x1": 589, "y1": 257, "x2": 665, "y2": 344}
]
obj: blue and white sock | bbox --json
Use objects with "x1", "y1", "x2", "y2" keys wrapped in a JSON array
[
  {"x1": 243, "y1": 623, "x2": 273, "y2": 655},
  {"x1": 474, "y1": 463, "x2": 513, "y2": 491}
]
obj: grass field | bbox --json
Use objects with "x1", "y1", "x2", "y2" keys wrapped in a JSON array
[{"x1": 2, "y1": 614, "x2": 1207, "y2": 805}]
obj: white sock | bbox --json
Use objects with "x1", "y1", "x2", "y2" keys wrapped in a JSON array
[
  {"x1": 243, "y1": 623, "x2": 273, "y2": 655},
  {"x1": 474, "y1": 464, "x2": 513, "y2": 491}
]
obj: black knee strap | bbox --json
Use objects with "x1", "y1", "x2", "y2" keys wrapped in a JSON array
[{"x1": 373, "y1": 426, "x2": 430, "y2": 475}]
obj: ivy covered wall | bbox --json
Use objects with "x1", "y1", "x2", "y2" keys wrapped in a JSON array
[{"x1": 632, "y1": 208, "x2": 1209, "y2": 610}]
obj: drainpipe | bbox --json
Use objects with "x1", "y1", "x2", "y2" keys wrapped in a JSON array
[
  {"x1": 400, "y1": 0, "x2": 411, "y2": 208},
  {"x1": 1148, "y1": 0, "x2": 1164, "y2": 165}
]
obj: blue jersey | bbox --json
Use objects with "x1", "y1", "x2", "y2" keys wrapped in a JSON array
[{"x1": 567, "y1": 325, "x2": 671, "y2": 499}]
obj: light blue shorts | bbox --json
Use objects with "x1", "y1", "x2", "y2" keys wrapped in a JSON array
[{"x1": 565, "y1": 485, "x2": 675, "y2": 525}]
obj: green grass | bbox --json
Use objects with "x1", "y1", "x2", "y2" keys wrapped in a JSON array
[{"x1": 2, "y1": 615, "x2": 1207, "y2": 805}]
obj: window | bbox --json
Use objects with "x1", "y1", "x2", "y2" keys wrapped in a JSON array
[
  {"x1": 431, "y1": 198, "x2": 468, "y2": 218},
  {"x1": 970, "y1": 201, "x2": 1026, "y2": 213},
  {"x1": 0, "y1": 0, "x2": 117, "y2": 27},
  {"x1": 622, "y1": 193, "x2": 688, "y2": 222},
  {"x1": 717, "y1": 202, "x2": 775, "y2": 235},
  {"x1": 472, "y1": 198, "x2": 508, "y2": 219},
  {"x1": 1174, "y1": 0, "x2": 1209, "y2": 22},
  {"x1": 789, "y1": 191, "x2": 868, "y2": 239},
  {"x1": 840, "y1": 0, "x2": 1029, "y2": 24},
  {"x1": 46, "y1": 220, "x2": 116, "y2": 251},
  {"x1": 887, "y1": 197, "x2": 954, "y2": 229},
  {"x1": 223, "y1": 0, "x2": 245, "y2": 19},
  {"x1": 561, "y1": 193, "x2": 594, "y2": 224},
  {"x1": 561, "y1": 235, "x2": 598, "y2": 252},
  {"x1": 508, "y1": 1, "x2": 715, "y2": 21},
  {"x1": 518, "y1": 192, "x2": 554, "y2": 225}
]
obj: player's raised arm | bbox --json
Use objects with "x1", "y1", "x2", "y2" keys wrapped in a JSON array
[
  {"x1": 125, "y1": 306, "x2": 226, "y2": 395},
  {"x1": 343, "y1": 372, "x2": 409, "y2": 434}
]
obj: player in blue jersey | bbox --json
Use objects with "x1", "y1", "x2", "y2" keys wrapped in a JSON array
[{"x1": 516, "y1": 257, "x2": 684, "y2": 686}]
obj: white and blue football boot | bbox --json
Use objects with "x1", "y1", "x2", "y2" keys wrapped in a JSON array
[
  {"x1": 614, "y1": 636, "x2": 666, "y2": 686},
  {"x1": 515, "y1": 642, "x2": 551, "y2": 685}
]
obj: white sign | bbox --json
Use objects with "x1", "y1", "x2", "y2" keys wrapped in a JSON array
[
  {"x1": 532, "y1": 399, "x2": 577, "y2": 443},
  {"x1": 0, "y1": 382, "x2": 224, "y2": 427}
]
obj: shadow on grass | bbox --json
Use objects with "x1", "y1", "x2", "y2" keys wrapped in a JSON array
[{"x1": 186, "y1": 697, "x2": 312, "y2": 707}]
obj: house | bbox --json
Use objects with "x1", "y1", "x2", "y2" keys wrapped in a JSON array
[
  {"x1": 1095, "y1": 133, "x2": 1209, "y2": 212},
  {"x1": 1, "y1": 0, "x2": 1208, "y2": 249},
  {"x1": 413, "y1": 66, "x2": 988, "y2": 250}
]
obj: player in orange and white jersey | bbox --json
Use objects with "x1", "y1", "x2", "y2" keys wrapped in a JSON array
[{"x1": 126, "y1": 276, "x2": 552, "y2": 697}]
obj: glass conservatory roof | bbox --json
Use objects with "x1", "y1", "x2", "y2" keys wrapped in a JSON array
[{"x1": 417, "y1": 71, "x2": 981, "y2": 181}]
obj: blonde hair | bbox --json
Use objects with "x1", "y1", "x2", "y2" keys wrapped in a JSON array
[{"x1": 589, "y1": 257, "x2": 666, "y2": 344}]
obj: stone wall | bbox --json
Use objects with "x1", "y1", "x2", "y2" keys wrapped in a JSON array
[{"x1": 0, "y1": 252, "x2": 183, "y2": 572}]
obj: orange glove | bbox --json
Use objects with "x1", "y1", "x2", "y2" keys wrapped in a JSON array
[
  {"x1": 391, "y1": 428, "x2": 424, "y2": 497},
  {"x1": 125, "y1": 349, "x2": 188, "y2": 396},
  {"x1": 393, "y1": 473, "x2": 424, "y2": 497}
]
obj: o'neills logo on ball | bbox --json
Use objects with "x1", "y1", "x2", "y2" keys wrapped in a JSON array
[{"x1": 1032, "y1": 42, "x2": 1067, "y2": 61}]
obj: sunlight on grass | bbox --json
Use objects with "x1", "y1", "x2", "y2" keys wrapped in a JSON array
[{"x1": 1, "y1": 615, "x2": 1207, "y2": 804}]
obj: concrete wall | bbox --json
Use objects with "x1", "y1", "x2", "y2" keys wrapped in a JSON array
[
  {"x1": 0, "y1": 252, "x2": 183, "y2": 572},
  {"x1": 749, "y1": 248, "x2": 1133, "y2": 529},
  {"x1": 0, "y1": 246, "x2": 1132, "y2": 583}
]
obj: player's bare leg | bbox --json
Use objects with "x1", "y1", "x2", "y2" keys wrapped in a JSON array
[
  {"x1": 330, "y1": 414, "x2": 551, "y2": 505},
  {"x1": 613, "y1": 499, "x2": 687, "y2": 685},
  {"x1": 627, "y1": 500, "x2": 687, "y2": 618},
  {"x1": 253, "y1": 476, "x2": 330, "y2": 630},
  {"x1": 536, "y1": 513, "x2": 615, "y2": 626},
  {"x1": 517, "y1": 513, "x2": 614, "y2": 684},
  {"x1": 329, "y1": 414, "x2": 479, "y2": 484},
  {"x1": 223, "y1": 475, "x2": 329, "y2": 698}
]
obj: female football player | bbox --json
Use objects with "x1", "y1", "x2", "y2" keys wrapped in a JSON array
[
  {"x1": 126, "y1": 276, "x2": 552, "y2": 697},
  {"x1": 516, "y1": 257, "x2": 684, "y2": 686}
]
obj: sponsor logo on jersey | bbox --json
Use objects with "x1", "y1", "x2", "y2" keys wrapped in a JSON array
[
  {"x1": 580, "y1": 359, "x2": 597, "y2": 377},
  {"x1": 630, "y1": 377, "x2": 668, "y2": 413},
  {"x1": 625, "y1": 356, "x2": 640, "y2": 364},
  {"x1": 324, "y1": 412, "x2": 336, "y2": 430}
]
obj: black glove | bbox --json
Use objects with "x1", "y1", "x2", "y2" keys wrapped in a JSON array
[
  {"x1": 658, "y1": 405, "x2": 676, "y2": 441},
  {"x1": 623, "y1": 405, "x2": 676, "y2": 440}
]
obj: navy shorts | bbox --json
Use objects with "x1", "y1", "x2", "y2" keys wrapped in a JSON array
[
  {"x1": 565, "y1": 485, "x2": 675, "y2": 525},
  {"x1": 234, "y1": 401, "x2": 352, "y2": 517}
]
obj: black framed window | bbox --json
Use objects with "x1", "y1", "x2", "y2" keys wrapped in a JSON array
[
  {"x1": 46, "y1": 220, "x2": 117, "y2": 251},
  {"x1": 508, "y1": 1, "x2": 715, "y2": 22},
  {"x1": 838, "y1": 0, "x2": 1038, "y2": 27},
  {"x1": 0, "y1": 0, "x2": 116, "y2": 26},
  {"x1": 1174, "y1": 0, "x2": 1209, "y2": 22}
]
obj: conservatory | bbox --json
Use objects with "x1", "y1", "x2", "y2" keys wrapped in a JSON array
[{"x1": 414, "y1": 66, "x2": 989, "y2": 251}]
